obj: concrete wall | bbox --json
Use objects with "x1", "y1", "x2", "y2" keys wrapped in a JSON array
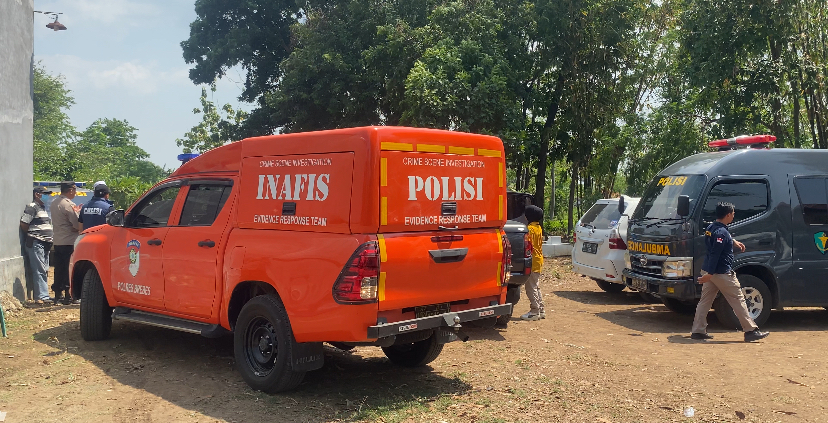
[{"x1": 0, "y1": 0, "x2": 35, "y2": 301}]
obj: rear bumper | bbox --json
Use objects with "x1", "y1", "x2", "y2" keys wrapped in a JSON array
[
  {"x1": 572, "y1": 259, "x2": 623, "y2": 284},
  {"x1": 622, "y1": 269, "x2": 698, "y2": 301},
  {"x1": 367, "y1": 303, "x2": 513, "y2": 339}
]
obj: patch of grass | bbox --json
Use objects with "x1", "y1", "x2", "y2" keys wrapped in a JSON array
[
  {"x1": 340, "y1": 396, "x2": 429, "y2": 422},
  {"x1": 433, "y1": 394, "x2": 455, "y2": 411}
]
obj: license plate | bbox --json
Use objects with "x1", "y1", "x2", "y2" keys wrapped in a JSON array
[
  {"x1": 415, "y1": 303, "x2": 451, "y2": 318},
  {"x1": 632, "y1": 278, "x2": 648, "y2": 291},
  {"x1": 582, "y1": 242, "x2": 598, "y2": 254}
]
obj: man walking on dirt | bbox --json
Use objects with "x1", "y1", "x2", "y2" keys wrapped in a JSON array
[{"x1": 691, "y1": 202, "x2": 769, "y2": 342}]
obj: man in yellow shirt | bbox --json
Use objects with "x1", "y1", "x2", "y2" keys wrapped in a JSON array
[{"x1": 521, "y1": 205, "x2": 545, "y2": 321}]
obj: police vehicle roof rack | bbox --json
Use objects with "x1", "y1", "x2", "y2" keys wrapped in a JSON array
[
  {"x1": 708, "y1": 135, "x2": 776, "y2": 152},
  {"x1": 34, "y1": 181, "x2": 87, "y2": 187}
]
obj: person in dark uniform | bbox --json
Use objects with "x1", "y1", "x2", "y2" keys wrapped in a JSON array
[
  {"x1": 691, "y1": 202, "x2": 769, "y2": 342},
  {"x1": 79, "y1": 183, "x2": 114, "y2": 230}
]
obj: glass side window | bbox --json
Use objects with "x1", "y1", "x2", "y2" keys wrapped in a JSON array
[
  {"x1": 700, "y1": 181, "x2": 769, "y2": 229},
  {"x1": 794, "y1": 177, "x2": 828, "y2": 225},
  {"x1": 128, "y1": 186, "x2": 181, "y2": 227},
  {"x1": 580, "y1": 203, "x2": 621, "y2": 229},
  {"x1": 179, "y1": 184, "x2": 232, "y2": 226}
]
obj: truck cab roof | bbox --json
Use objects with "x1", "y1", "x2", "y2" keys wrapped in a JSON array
[{"x1": 661, "y1": 148, "x2": 827, "y2": 177}]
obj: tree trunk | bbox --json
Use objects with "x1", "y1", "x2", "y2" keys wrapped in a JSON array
[
  {"x1": 535, "y1": 73, "x2": 566, "y2": 211},
  {"x1": 793, "y1": 78, "x2": 801, "y2": 148},
  {"x1": 549, "y1": 160, "x2": 555, "y2": 219},
  {"x1": 567, "y1": 165, "x2": 577, "y2": 235}
]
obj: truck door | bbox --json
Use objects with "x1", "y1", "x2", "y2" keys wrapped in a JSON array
[
  {"x1": 162, "y1": 180, "x2": 234, "y2": 318},
  {"x1": 789, "y1": 176, "x2": 828, "y2": 304},
  {"x1": 377, "y1": 147, "x2": 506, "y2": 311},
  {"x1": 110, "y1": 184, "x2": 182, "y2": 310}
]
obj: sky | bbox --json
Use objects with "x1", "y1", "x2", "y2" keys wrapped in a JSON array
[{"x1": 33, "y1": 0, "x2": 250, "y2": 170}]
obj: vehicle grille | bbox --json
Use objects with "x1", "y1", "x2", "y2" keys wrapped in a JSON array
[{"x1": 630, "y1": 256, "x2": 663, "y2": 278}]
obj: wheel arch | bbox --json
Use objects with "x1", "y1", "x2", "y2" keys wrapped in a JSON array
[
  {"x1": 227, "y1": 281, "x2": 281, "y2": 331},
  {"x1": 735, "y1": 265, "x2": 778, "y2": 308},
  {"x1": 71, "y1": 260, "x2": 96, "y2": 300}
]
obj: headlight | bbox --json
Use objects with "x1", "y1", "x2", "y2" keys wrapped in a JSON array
[
  {"x1": 662, "y1": 258, "x2": 692, "y2": 278},
  {"x1": 73, "y1": 234, "x2": 86, "y2": 249},
  {"x1": 624, "y1": 252, "x2": 631, "y2": 269}
]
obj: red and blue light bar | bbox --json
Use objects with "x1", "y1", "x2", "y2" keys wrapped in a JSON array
[{"x1": 708, "y1": 135, "x2": 776, "y2": 150}]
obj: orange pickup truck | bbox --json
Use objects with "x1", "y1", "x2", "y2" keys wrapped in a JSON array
[{"x1": 70, "y1": 126, "x2": 512, "y2": 392}]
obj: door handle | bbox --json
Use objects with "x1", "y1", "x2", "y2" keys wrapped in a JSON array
[
  {"x1": 428, "y1": 248, "x2": 469, "y2": 263},
  {"x1": 198, "y1": 240, "x2": 216, "y2": 248},
  {"x1": 147, "y1": 238, "x2": 162, "y2": 246}
]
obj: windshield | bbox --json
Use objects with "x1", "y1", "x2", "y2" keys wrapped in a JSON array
[
  {"x1": 580, "y1": 203, "x2": 622, "y2": 229},
  {"x1": 41, "y1": 191, "x2": 92, "y2": 217},
  {"x1": 631, "y1": 175, "x2": 706, "y2": 221}
]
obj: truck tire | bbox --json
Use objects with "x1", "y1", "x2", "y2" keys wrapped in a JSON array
[
  {"x1": 661, "y1": 297, "x2": 696, "y2": 315},
  {"x1": 382, "y1": 333, "x2": 444, "y2": 367},
  {"x1": 713, "y1": 274, "x2": 772, "y2": 330},
  {"x1": 80, "y1": 268, "x2": 112, "y2": 341},
  {"x1": 497, "y1": 285, "x2": 522, "y2": 326},
  {"x1": 594, "y1": 279, "x2": 626, "y2": 293},
  {"x1": 234, "y1": 295, "x2": 305, "y2": 393}
]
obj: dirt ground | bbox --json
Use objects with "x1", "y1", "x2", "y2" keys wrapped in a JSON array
[{"x1": 2, "y1": 257, "x2": 827, "y2": 422}]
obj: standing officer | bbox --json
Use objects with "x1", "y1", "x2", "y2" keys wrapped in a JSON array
[
  {"x1": 20, "y1": 186, "x2": 55, "y2": 303},
  {"x1": 79, "y1": 183, "x2": 114, "y2": 230},
  {"x1": 50, "y1": 181, "x2": 82, "y2": 304},
  {"x1": 691, "y1": 202, "x2": 769, "y2": 342}
]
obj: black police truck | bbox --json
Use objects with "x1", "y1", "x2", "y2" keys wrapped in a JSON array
[{"x1": 622, "y1": 135, "x2": 828, "y2": 329}]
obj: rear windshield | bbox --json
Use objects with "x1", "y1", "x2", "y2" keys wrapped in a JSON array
[
  {"x1": 580, "y1": 203, "x2": 621, "y2": 229},
  {"x1": 632, "y1": 175, "x2": 707, "y2": 220}
]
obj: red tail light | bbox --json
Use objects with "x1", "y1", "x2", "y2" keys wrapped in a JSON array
[
  {"x1": 332, "y1": 241, "x2": 380, "y2": 304},
  {"x1": 523, "y1": 233, "x2": 532, "y2": 275},
  {"x1": 501, "y1": 235, "x2": 512, "y2": 285},
  {"x1": 608, "y1": 229, "x2": 627, "y2": 250},
  {"x1": 573, "y1": 232, "x2": 577, "y2": 244}
]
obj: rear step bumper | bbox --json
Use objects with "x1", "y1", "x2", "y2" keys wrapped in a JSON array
[
  {"x1": 112, "y1": 307, "x2": 229, "y2": 338},
  {"x1": 367, "y1": 303, "x2": 513, "y2": 339}
]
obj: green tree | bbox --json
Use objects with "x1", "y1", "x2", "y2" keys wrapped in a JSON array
[
  {"x1": 32, "y1": 64, "x2": 79, "y2": 179},
  {"x1": 176, "y1": 85, "x2": 248, "y2": 153}
]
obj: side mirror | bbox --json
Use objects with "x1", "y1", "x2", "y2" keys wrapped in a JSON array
[
  {"x1": 618, "y1": 195, "x2": 626, "y2": 214},
  {"x1": 106, "y1": 209, "x2": 125, "y2": 227},
  {"x1": 677, "y1": 195, "x2": 690, "y2": 217}
]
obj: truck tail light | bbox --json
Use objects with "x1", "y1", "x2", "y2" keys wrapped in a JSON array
[
  {"x1": 608, "y1": 228, "x2": 627, "y2": 250},
  {"x1": 332, "y1": 241, "x2": 380, "y2": 304},
  {"x1": 523, "y1": 233, "x2": 532, "y2": 275},
  {"x1": 501, "y1": 235, "x2": 512, "y2": 285}
]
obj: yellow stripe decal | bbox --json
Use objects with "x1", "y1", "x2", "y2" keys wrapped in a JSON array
[
  {"x1": 448, "y1": 146, "x2": 475, "y2": 155},
  {"x1": 496, "y1": 262, "x2": 502, "y2": 286},
  {"x1": 416, "y1": 144, "x2": 446, "y2": 153},
  {"x1": 498, "y1": 162, "x2": 503, "y2": 188},
  {"x1": 499, "y1": 195, "x2": 504, "y2": 220},
  {"x1": 381, "y1": 197, "x2": 388, "y2": 226},
  {"x1": 379, "y1": 272, "x2": 387, "y2": 301},
  {"x1": 381, "y1": 142, "x2": 414, "y2": 151},
  {"x1": 496, "y1": 229, "x2": 503, "y2": 254},
  {"x1": 478, "y1": 148, "x2": 501, "y2": 157},
  {"x1": 380, "y1": 158, "x2": 387, "y2": 187},
  {"x1": 377, "y1": 234, "x2": 388, "y2": 263}
]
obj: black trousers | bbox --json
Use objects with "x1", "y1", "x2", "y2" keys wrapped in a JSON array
[{"x1": 52, "y1": 244, "x2": 74, "y2": 295}]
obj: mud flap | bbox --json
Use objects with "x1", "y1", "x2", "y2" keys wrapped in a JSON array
[{"x1": 289, "y1": 340, "x2": 324, "y2": 372}]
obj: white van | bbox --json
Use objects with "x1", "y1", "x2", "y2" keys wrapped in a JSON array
[{"x1": 572, "y1": 197, "x2": 640, "y2": 292}]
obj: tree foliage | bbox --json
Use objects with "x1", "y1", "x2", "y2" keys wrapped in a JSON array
[{"x1": 180, "y1": 0, "x2": 828, "y2": 233}]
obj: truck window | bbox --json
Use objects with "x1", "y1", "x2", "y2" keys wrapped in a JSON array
[
  {"x1": 580, "y1": 203, "x2": 621, "y2": 229},
  {"x1": 179, "y1": 184, "x2": 232, "y2": 226},
  {"x1": 128, "y1": 186, "x2": 180, "y2": 228},
  {"x1": 794, "y1": 177, "x2": 828, "y2": 225},
  {"x1": 701, "y1": 181, "x2": 769, "y2": 228}
]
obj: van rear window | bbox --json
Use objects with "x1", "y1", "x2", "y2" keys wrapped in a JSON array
[
  {"x1": 794, "y1": 177, "x2": 828, "y2": 225},
  {"x1": 580, "y1": 203, "x2": 621, "y2": 229}
]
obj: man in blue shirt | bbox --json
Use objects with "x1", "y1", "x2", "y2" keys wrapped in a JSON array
[
  {"x1": 691, "y1": 202, "x2": 769, "y2": 342},
  {"x1": 79, "y1": 183, "x2": 114, "y2": 230}
]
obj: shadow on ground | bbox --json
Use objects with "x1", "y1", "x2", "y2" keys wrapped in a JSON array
[
  {"x1": 554, "y1": 289, "x2": 655, "y2": 306},
  {"x1": 33, "y1": 319, "x2": 482, "y2": 422}
]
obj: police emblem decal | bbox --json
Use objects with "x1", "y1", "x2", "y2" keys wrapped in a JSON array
[
  {"x1": 815, "y1": 232, "x2": 828, "y2": 255},
  {"x1": 127, "y1": 240, "x2": 141, "y2": 276}
]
